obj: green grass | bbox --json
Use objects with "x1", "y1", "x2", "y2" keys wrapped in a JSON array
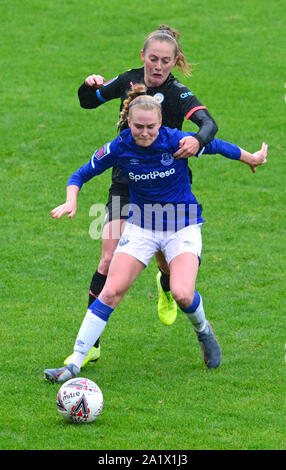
[{"x1": 1, "y1": 0, "x2": 286, "y2": 450}]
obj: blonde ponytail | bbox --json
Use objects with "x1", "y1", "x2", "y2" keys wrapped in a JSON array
[{"x1": 117, "y1": 83, "x2": 162, "y2": 130}]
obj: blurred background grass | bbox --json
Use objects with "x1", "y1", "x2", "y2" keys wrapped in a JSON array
[{"x1": 1, "y1": 0, "x2": 285, "y2": 450}]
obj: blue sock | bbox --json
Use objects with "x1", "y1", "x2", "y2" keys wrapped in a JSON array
[
  {"x1": 89, "y1": 297, "x2": 114, "y2": 321},
  {"x1": 180, "y1": 291, "x2": 207, "y2": 332},
  {"x1": 180, "y1": 291, "x2": 201, "y2": 313}
]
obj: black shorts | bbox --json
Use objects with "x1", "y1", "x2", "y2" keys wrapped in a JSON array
[{"x1": 105, "y1": 182, "x2": 130, "y2": 222}]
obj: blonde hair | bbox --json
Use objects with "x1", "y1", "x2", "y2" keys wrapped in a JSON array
[
  {"x1": 142, "y1": 24, "x2": 193, "y2": 77},
  {"x1": 118, "y1": 83, "x2": 162, "y2": 130}
]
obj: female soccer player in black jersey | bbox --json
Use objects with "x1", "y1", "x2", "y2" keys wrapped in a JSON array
[{"x1": 64, "y1": 25, "x2": 218, "y2": 367}]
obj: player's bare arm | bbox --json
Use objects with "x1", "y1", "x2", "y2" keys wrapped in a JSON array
[
  {"x1": 239, "y1": 142, "x2": 268, "y2": 173},
  {"x1": 50, "y1": 185, "x2": 79, "y2": 219}
]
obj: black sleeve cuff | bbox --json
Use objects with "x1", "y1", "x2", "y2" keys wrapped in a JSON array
[{"x1": 192, "y1": 133, "x2": 204, "y2": 150}]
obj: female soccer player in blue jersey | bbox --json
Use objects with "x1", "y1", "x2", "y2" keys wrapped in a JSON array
[
  {"x1": 44, "y1": 85, "x2": 267, "y2": 383},
  {"x1": 64, "y1": 25, "x2": 219, "y2": 367}
]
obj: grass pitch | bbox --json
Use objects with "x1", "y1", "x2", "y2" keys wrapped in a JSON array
[{"x1": 1, "y1": 0, "x2": 285, "y2": 451}]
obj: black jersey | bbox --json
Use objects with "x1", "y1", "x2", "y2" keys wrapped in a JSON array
[{"x1": 78, "y1": 67, "x2": 218, "y2": 185}]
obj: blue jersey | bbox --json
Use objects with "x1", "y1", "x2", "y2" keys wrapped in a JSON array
[{"x1": 68, "y1": 127, "x2": 241, "y2": 231}]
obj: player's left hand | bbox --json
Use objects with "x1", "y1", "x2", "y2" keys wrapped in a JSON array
[
  {"x1": 174, "y1": 136, "x2": 200, "y2": 159},
  {"x1": 85, "y1": 74, "x2": 105, "y2": 88}
]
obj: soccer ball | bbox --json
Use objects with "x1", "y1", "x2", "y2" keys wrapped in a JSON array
[{"x1": 56, "y1": 377, "x2": 103, "y2": 423}]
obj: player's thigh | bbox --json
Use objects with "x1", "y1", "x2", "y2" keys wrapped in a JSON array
[
  {"x1": 97, "y1": 220, "x2": 126, "y2": 274},
  {"x1": 100, "y1": 253, "x2": 145, "y2": 307},
  {"x1": 101, "y1": 219, "x2": 126, "y2": 248},
  {"x1": 100, "y1": 219, "x2": 126, "y2": 259}
]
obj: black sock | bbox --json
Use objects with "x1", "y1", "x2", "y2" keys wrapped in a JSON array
[
  {"x1": 160, "y1": 270, "x2": 170, "y2": 292},
  {"x1": 88, "y1": 270, "x2": 107, "y2": 348},
  {"x1": 88, "y1": 270, "x2": 107, "y2": 306}
]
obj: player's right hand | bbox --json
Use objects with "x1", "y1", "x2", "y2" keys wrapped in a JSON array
[
  {"x1": 50, "y1": 202, "x2": 77, "y2": 219},
  {"x1": 85, "y1": 74, "x2": 105, "y2": 88}
]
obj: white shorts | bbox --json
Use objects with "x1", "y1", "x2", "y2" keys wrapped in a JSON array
[{"x1": 114, "y1": 223, "x2": 203, "y2": 267}]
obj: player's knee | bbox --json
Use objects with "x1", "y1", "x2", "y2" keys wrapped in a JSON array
[
  {"x1": 171, "y1": 286, "x2": 195, "y2": 309},
  {"x1": 100, "y1": 285, "x2": 124, "y2": 306}
]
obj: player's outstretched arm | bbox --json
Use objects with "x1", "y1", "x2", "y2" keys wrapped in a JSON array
[
  {"x1": 50, "y1": 185, "x2": 79, "y2": 219},
  {"x1": 239, "y1": 142, "x2": 268, "y2": 173},
  {"x1": 198, "y1": 137, "x2": 268, "y2": 174}
]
